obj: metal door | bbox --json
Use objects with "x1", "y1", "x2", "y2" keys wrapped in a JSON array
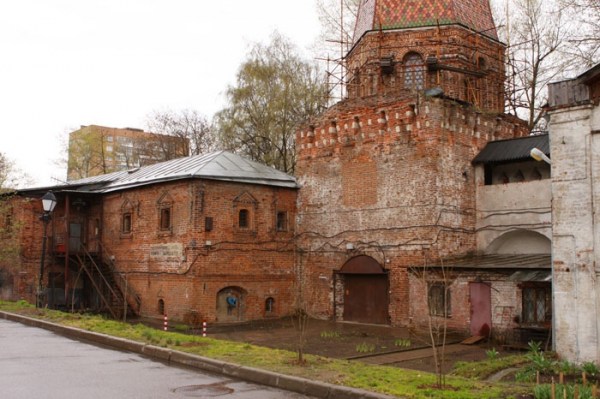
[
  {"x1": 69, "y1": 223, "x2": 82, "y2": 253},
  {"x1": 343, "y1": 274, "x2": 389, "y2": 324},
  {"x1": 469, "y1": 282, "x2": 492, "y2": 337}
]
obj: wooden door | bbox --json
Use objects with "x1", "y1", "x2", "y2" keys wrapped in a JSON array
[{"x1": 343, "y1": 274, "x2": 389, "y2": 324}]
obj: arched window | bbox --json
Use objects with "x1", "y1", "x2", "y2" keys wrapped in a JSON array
[
  {"x1": 158, "y1": 299, "x2": 165, "y2": 315},
  {"x1": 403, "y1": 52, "x2": 425, "y2": 90}
]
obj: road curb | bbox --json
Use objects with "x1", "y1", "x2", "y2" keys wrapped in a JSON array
[{"x1": 0, "y1": 311, "x2": 398, "y2": 399}]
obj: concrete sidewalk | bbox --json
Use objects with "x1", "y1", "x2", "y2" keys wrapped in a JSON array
[{"x1": 0, "y1": 311, "x2": 397, "y2": 399}]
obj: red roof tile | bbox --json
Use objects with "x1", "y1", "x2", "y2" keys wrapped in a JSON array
[{"x1": 353, "y1": 0, "x2": 498, "y2": 43}]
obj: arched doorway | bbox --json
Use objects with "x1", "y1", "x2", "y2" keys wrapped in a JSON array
[
  {"x1": 337, "y1": 255, "x2": 389, "y2": 324},
  {"x1": 216, "y1": 286, "x2": 246, "y2": 322},
  {"x1": 485, "y1": 229, "x2": 551, "y2": 255}
]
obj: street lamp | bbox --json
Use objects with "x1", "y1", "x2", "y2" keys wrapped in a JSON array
[
  {"x1": 530, "y1": 147, "x2": 551, "y2": 165},
  {"x1": 37, "y1": 191, "x2": 57, "y2": 308}
]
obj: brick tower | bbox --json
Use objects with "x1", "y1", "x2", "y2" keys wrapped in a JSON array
[{"x1": 295, "y1": 0, "x2": 528, "y2": 327}]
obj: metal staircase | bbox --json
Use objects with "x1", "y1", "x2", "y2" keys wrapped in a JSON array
[{"x1": 73, "y1": 244, "x2": 141, "y2": 319}]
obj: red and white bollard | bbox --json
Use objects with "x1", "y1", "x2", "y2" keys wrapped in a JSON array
[
  {"x1": 202, "y1": 321, "x2": 207, "y2": 337},
  {"x1": 163, "y1": 314, "x2": 168, "y2": 331}
]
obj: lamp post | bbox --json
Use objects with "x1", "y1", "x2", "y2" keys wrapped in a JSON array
[
  {"x1": 530, "y1": 146, "x2": 554, "y2": 350},
  {"x1": 37, "y1": 191, "x2": 57, "y2": 308}
]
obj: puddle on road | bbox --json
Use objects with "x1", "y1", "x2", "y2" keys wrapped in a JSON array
[{"x1": 172, "y1": 383, "x2": 234, "y2": 397}]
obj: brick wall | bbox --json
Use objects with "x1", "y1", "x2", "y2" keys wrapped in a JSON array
[
  {"x1": 296, "y1": 92, "x2": 528, "y2": 326},
  {"x1": 101, "y1": 179, "x2": 297, "y2": 323},
  {"x1": 345, "y1": 25, "x2": 506, "y2": 113},
  {"x1": 1, "y1": 180, "x2": 298, "y2": 324},
  {"x1": 408, "y1": 271, "x2": 523, "y2": 339}
]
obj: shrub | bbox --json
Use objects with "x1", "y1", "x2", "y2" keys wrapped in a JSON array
[
  {"x1": 486, "y1": 348, "x2": 499, "y2": 361},
  {"x1": 557, "y1": 360, "x2": 580, "y2": 375},
  {"x1": 534, "y1": 383, "x2": 593, "y2": 399},
  {"x1": 582, "y1": 361, "x2": 599, "y2": 377}
]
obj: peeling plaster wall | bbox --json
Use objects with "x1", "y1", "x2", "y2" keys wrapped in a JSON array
[
  {"x1": 475, "y1": 177, "x2": 551, "y2": 253},
  {"x1": 549, "y1": 102, "x2": 600, "y2": 363}
]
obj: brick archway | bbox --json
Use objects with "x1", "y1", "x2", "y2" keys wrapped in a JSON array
[
  {"x1": 216, "y1": 286, "x2": 246, "y2": 323},
  {"x1": 337, "y1": 256, "x2": 389, "y2": 325}
]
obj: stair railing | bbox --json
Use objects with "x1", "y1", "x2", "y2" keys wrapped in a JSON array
[
  {"x1": 98, "y1": 242, "x2": 142, "y2": 315},
  {"x1": 74, "y1": 245, "x2": 122, "y2": 319}
]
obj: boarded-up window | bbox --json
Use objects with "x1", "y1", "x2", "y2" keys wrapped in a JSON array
[
  {"x1": 428, "y1": 282, "x2": 451, "y2": 317},
  {"x1": 341, "y1": 160, "x2": 378, "y2": 207}
]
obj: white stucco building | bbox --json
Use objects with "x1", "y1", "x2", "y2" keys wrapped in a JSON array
[{"x1": 547, "y1": 63, "x2": 600, "y2": 363}]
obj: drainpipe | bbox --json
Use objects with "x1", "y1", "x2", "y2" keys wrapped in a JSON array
[{"x1": 65, "y1": 193, "x2": 70, "y2": 304}]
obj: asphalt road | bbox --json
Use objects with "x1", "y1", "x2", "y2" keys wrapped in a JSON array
[{"x1": 0, "y1": 319, "x2": 313, "y2": 399}]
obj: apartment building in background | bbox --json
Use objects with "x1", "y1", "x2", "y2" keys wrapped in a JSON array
[{"x1": 67, "y1": 125, "x2": 189, "y2": 180}]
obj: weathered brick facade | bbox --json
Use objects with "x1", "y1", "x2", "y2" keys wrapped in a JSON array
[
  {"x1": 294, "y1": 0, "x2": 529, "y2": 327},
  {"x1": 0, "y1": 153, "x2": 298, "y2": 325},
  {"x1": 296, "y1": 96, "x2": 528, "y2": 326},
  {"x1": 100, "y1": 179, "x2": 296, "y2": 322},
  {"x1": 2, "y1": 1, "x2": 559, "y2": 342}
]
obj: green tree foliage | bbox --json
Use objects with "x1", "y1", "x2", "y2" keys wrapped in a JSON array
[
  {"x1": 214, "y1": 32, "x2": 327, "y2": 174},
  {"x1": 0, "y1": 152, "x2": 28, "y2": 191},
  {"x1": 0, "y1": 152, "x2": 22, "y2": 269},
  {"x1": 0, "y1": 153, "x2": 13, "y2": 192},
  {"x1": 67, "y1": 129, "x2": 108, "y2": 180}
]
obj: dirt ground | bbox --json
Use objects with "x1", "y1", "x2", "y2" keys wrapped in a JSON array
[{"x1": 201, "y1": 317, "x2": 493, "y2": 374}]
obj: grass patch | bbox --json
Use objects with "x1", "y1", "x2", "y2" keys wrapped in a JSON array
[
  {"x1": 452, "y1": 354, "x2": 530, "y2": 379},
  {"x1": 0, "y1": 300, "x2": 534, "y2": 399}
]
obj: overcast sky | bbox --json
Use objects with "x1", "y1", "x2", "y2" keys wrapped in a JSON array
[{"x1": 0, "y1": 1, "x2": 322, "y2": 187}]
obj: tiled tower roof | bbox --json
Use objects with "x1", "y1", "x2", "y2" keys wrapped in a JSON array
[{"x1": 353, "y1": 0, "x2": 498, "y2": 44}]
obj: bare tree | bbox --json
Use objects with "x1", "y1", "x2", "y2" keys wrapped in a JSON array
[
  {"x1": 314, "y1": 0, "x2": 360, "y2": 102},
  {"x1": 410, "y1": 253, "x2": 456, "y2": 389},
  {"x1": 214, "y1": 32, "x2": 327, "y2": 174},
  {"x1": 145, "y1": 109, "x2": 215, "y2": 157},
  {"x1": 559, "y1": 0, "x2": 600, "y2": 66},
  {"x1": 494, "y1": 0, "x2": 576, "y2": 131}
]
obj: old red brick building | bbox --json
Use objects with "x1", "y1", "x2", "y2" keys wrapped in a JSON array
[
  {"x1": 294, "y1": 0, "x2": 542, "y2": 334},
  {"x1": 1, "y1": 151, "x2": 297, "y2": 324},
  {"x1": 1, "y1": 0, "x2": 553, "y2": 341}
]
